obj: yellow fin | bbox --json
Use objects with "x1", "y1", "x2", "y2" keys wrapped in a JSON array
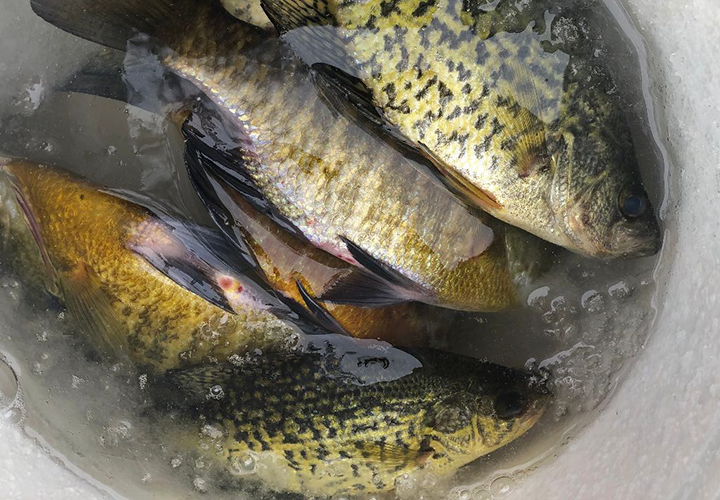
[
  {"x1": 58, "y1": 262, "x2": 130, "y2": 363},
  {"x1": 354, "y1": 441, "x2": 433, "y2": 470}
]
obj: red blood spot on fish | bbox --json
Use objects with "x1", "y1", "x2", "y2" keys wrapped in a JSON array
[
  {"x1": 236, "y1": 284, "x2": 243, "y2": 293},
  {"x1": 218, "y1": 276, "x2": 234, "y2": 290}
]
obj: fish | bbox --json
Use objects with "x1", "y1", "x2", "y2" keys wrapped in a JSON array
[
  {"x1": 30, "y1": 0, "x2": 519, "y2": 312},
  {"x1": 259, "y1": 0, "x2": 663, "y2": 259},
  {"x1": 186, "y1": 161, "x2": 443, "y2": 345},
  {"x1": 155, "y1": 338, "x2": 549, "y2": 496},
  {"x1": 0, "y1": 158, "x2": 310, "y2": 373}
]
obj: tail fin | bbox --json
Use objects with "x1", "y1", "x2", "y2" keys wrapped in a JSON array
[{"x1": 30, "y1": 0, "x2": 180, "y2": 51}]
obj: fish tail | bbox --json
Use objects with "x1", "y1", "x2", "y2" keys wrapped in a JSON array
[{"x1": 30, "y1": 0, "x2": 192, "y2": 52}]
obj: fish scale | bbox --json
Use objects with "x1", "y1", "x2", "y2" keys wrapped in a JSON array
[
  {"x1": 160, "y1": 347, "x2": 548, "y2": 495},
  {"x1": 0, "y1": 160, "x2": 300, "y2": 372},
  {"x1": 262, "y1": 0, "x2": 661, "y2": 258},
  {"x1": 151, "y1": 0, "x2": 516, "y2": 310}
]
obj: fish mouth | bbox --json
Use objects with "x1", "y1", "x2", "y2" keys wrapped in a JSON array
[{"x1": 610, "y1": 221, "x2": 663, "y2": 259}]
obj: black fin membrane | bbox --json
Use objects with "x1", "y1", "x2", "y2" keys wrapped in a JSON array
[
  {"x1": 58, "y1": 48, "x2": 199, "y2": 115},
  {"x1": 30, "y1": 0, "x2": 183, "y2": 52},
  {"x1": 319, "y1": 236, "x2": 432, "y2": 308},
  {"x1": 183, "y1": 132, "x2": 351, "y2": 336},
  {"x1": 181, "y1": 99, "x2": 311, "y2": 243},
  {"x1": 127, "y1": 226, "x2": 236, "y2": 315},
  {"x1": 295, "y1": 280, "x2": 351, "y2": 337}
]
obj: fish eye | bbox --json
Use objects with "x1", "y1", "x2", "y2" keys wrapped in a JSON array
[
  {"x1": 494, "y1": 388, "x2": 527, "y2": 420},
  {"x1": 619, "y1": 192, "x2": 647, "y2": 218}
]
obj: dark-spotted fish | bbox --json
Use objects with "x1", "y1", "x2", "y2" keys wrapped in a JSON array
[
  {"x1": 261, "y1": 0, "x2": 662, "y2": 258},
  {"x1": 156, "y1": 340, "x2": 549, "y2": 495}
]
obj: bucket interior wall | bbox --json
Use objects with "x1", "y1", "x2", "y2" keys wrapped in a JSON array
[{"x1": 0, "y1": 0, "x2": 717, "y2": 498}]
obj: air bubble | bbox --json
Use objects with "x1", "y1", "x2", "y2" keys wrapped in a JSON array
[
  {"x1": 457, "y1": 489, "x2": 471, "y2": 500},
  {"x1": 230, "y1": 452, "x2": 257, "y2": 476},
  {"x1": 3, "y1": 407, "x2": 23, "y2": 425},
  {"x1": 490, "y1": 475, "x2": 515, "y2": 497},
  {"x1": 0, "y1": 357, "x2": 18, "y2": 407},
  {"x1": 394, "y1": 473, "x2": 417, "y2": 500},
  {"x1": 472, "y1": 489, "x2": 492, "y2": 500},
  {"x1": 608, "y1": 280, "x2": 633, "y2": 299},
  {"x1": 527, "y1": 286, "x2": 550, "y2": 308},
  {"x1": 581, "y1": 290, "x2": 605, "y2": 313},
  {"x1": 208, "y1": 385, "x2": 224, "y2": 400}
]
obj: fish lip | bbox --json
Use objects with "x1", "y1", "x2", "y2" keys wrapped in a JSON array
[{"x1": 0, "y1": 156, "x2": 12, "y2": 172}]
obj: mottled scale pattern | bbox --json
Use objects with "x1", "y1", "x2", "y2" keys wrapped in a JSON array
[
  {"x1": 3, "y1": 161, "x2": 298, "y2": 372},
  {"x1": 162, "y1": 1, "x2": 516, "y2": 311},
  {"x1": 163, "y1": 348, "x2": 546, "y2": 495},
  {"x1": 269, "y1": 0, "x2": 651, "y2": 255},
  {"x1": 332, "y1": 0, "x2": 569, "y2": 234}
]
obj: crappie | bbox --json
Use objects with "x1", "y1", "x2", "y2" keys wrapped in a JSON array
[
  {"x1": 0, "y1": 158, "x2": 303, "y2": 372},
  {"x1": 187, "y1": 164, "x2": 442, "y2": 345},
  {"x1": 261, "y1": 0, "x2": 662, "y2": 258},
  {"x1": 157, "y1": 339, "x2": 549, "y2": 496},
  {"x1": 31, "y1": 0, "x2": 518, "y2": 312}
]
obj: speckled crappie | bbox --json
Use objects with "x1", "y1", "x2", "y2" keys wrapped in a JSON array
[
  {"x1": 0, "y1": 158, "x2": 304, "y2": 372},
  {"x1": 156, "y1": 339, "x2": 549, "y2": 496},
  {"x1": 31, "y1": 0, "x2": 518, "y2": 312},
  {"x1": 261, "y1": 0, "x2": 662, "y2": 259}
]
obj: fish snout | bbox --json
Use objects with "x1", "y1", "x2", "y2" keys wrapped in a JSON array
[{"x1": 611, "y1": 217, "x2": 662, "y2": 258}]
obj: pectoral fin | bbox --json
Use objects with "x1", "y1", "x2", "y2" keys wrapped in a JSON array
[
  {"x1": 319, "y1": 237, "x2": 433, "y2": 308},
  {"x1": 353, "y1": 441, "x2": 436, "y2": 471},
  {"x1": 181, "y1": 99, "x2": 310, "y2": 243},
  {"x1": 58, "y1": 263, "x2": 130, "y2": 363}
]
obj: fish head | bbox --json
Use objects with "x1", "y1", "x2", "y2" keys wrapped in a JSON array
[
  {"x1": 424, "y1": 367, "x2": 549, "y2": 472},
  {"x1": 547, "y1": 88, "x2": 661, "y2": 259}
]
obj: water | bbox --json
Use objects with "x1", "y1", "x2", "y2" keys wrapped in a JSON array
[{"x1": 0, "y1": 0, "x2": 669, "y2": 498}]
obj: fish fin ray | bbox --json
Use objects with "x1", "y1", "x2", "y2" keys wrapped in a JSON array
[
  {"x1": 128, "y1": 223, "x2": 237, "y2": 315},
  {"x1": 30, "y1": 0, "x2": 179, "y2": 52},
  {"x1": 311, "y1": 64, "x2": 503, "y2": 213},
  {"x1": 319, "y1": 237, "x2": 430, "y2": 307},
  {"x1": 354, "y1": 441, "x2": 433, "y2": 469},
  {"x1": 57, "y1": 263, "x2": 130, "y2": 363},
  {"x1": 295, "y1": 279, "x2": 351, "y2": 337},
  {"x1": 261, "y1": 0, "x2": 360, "y2": 76},
  {"x1": 181, "y1": 99, "x2": 312, "y2": 243},
  {"x1": 58, "y1": 48, "x2": 197, "y2": 114}
]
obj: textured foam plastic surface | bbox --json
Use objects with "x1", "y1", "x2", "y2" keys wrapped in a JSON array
[
  {"x1": 0, "y1": 424, "x2": 107, "y2": 499},
  {"x1": 0, "y1": 0, "x2": 718, "y2": 498}
]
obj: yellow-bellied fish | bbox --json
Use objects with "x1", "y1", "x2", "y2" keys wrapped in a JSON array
[
  {"x1": 31, "y1": 0, "x2": 518, "y2": 312},
  {"x1": 156, "y1": 339, "x2": 549, "y2": 496},
  {"x1": 260, "y1": 0, "x2": 662, "y2": 259},
  {"x1": 0, "y1": 158, "x2": 305, "y2": 372}
]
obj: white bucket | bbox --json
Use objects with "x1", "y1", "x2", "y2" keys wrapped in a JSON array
[{"x1": 0, "y1": 0, "x2": 717, "y2": 498}]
